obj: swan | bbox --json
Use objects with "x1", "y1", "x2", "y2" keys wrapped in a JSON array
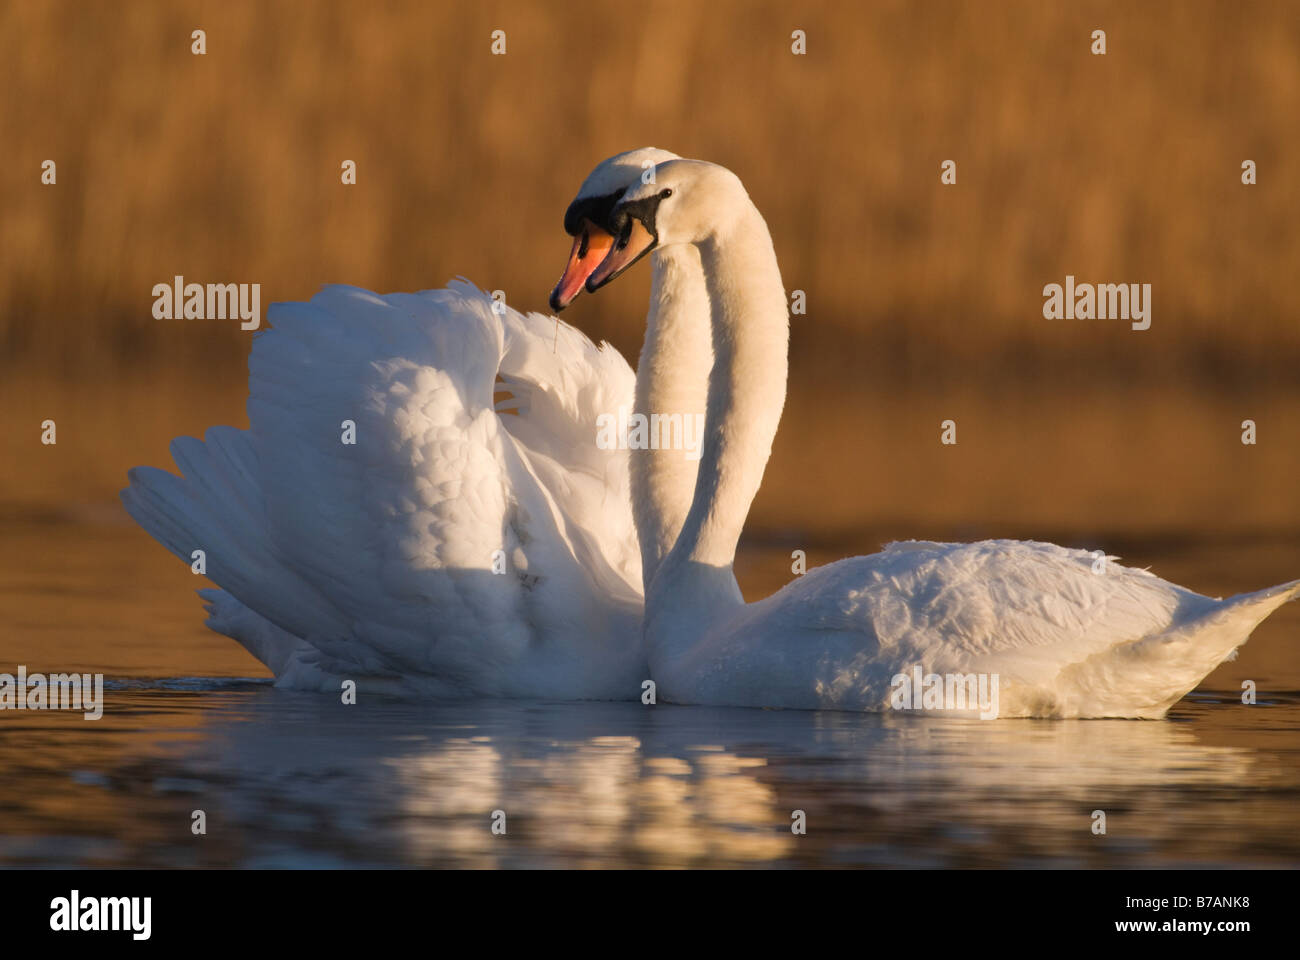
[
  {"x1": 121, "y1": 147, "x2": 710, "y2": 699},
  {"x1": 583, "y1": 157, "x2": 1300, "y2": 719}
]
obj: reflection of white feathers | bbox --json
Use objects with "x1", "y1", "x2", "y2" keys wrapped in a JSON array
[
  {"x1": 186, "y1": 696, "x2": 1269, "y2": 867},
  {"x1": 123, "y1": 281, "x2": 644, "y2": 699}
]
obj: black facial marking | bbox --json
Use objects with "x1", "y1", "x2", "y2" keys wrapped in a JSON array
[
  {"x1": 562, "y1": 190, "x2": 625, "y2": 237},
  {"x1": 604, "y1": 192, "x2": 667, "y2": 244}
]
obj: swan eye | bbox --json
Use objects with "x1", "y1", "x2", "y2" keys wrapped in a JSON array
[{"x1": 659, "y1": 189, "x2": 673, "y2": 199}]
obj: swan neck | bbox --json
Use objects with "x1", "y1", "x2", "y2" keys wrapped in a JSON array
[
  {"x1": 669, "y1": 205, "x2": 789, "y2": 574},
  {"x1": 631, "y1": 245, "x2": 711, "y2": 591}
]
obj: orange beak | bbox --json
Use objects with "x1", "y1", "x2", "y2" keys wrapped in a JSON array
[
  {"x1": 550, "y1": 219, "x2": 616, "y2": 312},
  {"x1": 586, "y1": 217, "x2": 656, "y2": 292}
]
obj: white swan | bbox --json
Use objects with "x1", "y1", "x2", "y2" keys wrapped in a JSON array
[
  {"x1": 585, "y1": 158, "x2": 1300, "y2": 719},
  {"x1": 121, "y1": 147, "x2": 710, "y2": 699}
]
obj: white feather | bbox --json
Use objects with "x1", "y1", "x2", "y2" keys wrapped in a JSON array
[{"x1": 124, "y1": 281, "x2": 645, "y2": 699}]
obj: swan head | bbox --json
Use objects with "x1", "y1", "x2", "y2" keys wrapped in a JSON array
[
  {"x1": 550, "y1": 147, "x2": 680, "y2": 311},
  {"x1": 585, "y1": 159, "x2": 747, "y2": 292}
]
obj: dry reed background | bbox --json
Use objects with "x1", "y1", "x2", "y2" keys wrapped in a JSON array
[{"x1": 3, "y1": 0, "x2": 1299, "y2": 546}]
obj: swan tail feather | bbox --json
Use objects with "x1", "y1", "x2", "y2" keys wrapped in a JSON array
[{"x1": 1048, "y1": 579, "x2": 1300, "y2": 719}]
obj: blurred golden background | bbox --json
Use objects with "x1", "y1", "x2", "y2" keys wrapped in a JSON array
[
  {"x1": 4, "y1": 2, "x2": 1300, "y2": 873},
  {"x1": 2, "y1": 0, "x2": 1298, "y2": 570}
]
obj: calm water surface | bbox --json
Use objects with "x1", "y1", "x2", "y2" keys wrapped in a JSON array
[{"x1": 3, "y1": 510, "x2": 1299, "y2": 868}]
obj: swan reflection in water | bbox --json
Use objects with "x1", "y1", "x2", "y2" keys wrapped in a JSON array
[{"x1": 7, "y1": 683, "x2": 1283, "y2": 869}]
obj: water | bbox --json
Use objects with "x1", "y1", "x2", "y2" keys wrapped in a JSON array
[{"x1": 3, "y1": 509, "x2": 1300, "y2": 868}]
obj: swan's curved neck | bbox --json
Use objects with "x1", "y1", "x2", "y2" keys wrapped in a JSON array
[
  {"x1": 646, "y1": 202, "x2": 789, "y2": 648},
  {"x1": 631, "y1": 245, "x2": 712, "y2": 590}
]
